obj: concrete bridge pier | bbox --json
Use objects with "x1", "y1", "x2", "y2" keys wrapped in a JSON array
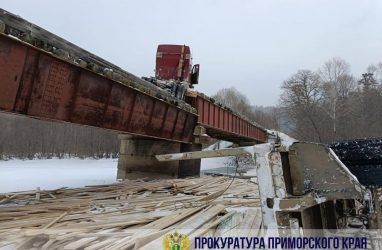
[{"x1": 117, "y1": 135, "x2": 201, "y2": 179}]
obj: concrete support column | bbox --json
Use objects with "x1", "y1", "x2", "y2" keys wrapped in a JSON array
[
  {"x1": 117, "y1": 135, "x2": 202, "y2": 179},
  {"x1": 179, "y1": 143, "x2": 202, "y2": 177}
]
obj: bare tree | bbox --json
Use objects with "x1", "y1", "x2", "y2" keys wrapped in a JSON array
[
  {"x1": 279, "y1": 61, "x2": 382, "y2": 143},
  {"x1": 280, "y1": 70, "x2": 324, "y2": 142},
  {"x1": 212, "y1": 87, "x2": 254, "y2": 119},
  {"x1": 252, "y1": 106, "x2": 280, "y2": 130},
  {"x1": 319, "y1": 58, "x2": 356, "y2": 140},
  {"x1": 212, "y1": 87, "x2": 280, "y2": 129}
]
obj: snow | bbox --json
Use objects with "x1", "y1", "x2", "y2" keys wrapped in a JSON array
[
  {"x1": 0, "y1": 158, "x2": 118, "y2": 193},
  {"x1": 201, "y1": 156, "x2": 233, "y2": 170},
  {"x1": 0, "y1": 155, "x2": 236, "y2": 193},
  {"x1": 0, "y1": 138, "x2": 266, "y2": 193},
  {"x1": 267, "y1": 129, "x2": 297, "y2": 149},
  {"x1": 0, "y1": 155, "x2": 237, "y2": 193},
  {"x1": 204, "y1": 140, "x2": 233, "y2": 150}
]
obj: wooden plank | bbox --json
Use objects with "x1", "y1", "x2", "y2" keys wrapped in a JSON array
[{"x1": 0, "y1": 176, "x2": 261, "y2": 248}]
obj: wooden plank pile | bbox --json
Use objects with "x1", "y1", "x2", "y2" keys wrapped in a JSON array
[{"x1": 0, "y1": 176, "x2": 262, "y2": 249}]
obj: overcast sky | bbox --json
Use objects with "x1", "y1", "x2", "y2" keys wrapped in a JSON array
[{"x1": 1, "y1": 0, "x2": 381, "y2": 106}]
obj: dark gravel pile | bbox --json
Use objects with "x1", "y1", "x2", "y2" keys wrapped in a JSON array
[{"x1": 330, "y1": 138, "x2": 382, "y2": 187}]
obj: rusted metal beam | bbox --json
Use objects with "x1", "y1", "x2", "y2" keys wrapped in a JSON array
[
  {"x1": 0, "y1": 34, "x2": 197, "y2": 143},
  {"x1": 194, "y1": 94, "x2": 267, "y2": 143},
  {"x1": 0, "y1": 8, "x2": 195, "y2": 110}
]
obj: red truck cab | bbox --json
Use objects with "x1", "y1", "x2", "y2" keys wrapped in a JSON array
[{"x1": 155, "y1": 44, "x2": 199, "y2": 86}]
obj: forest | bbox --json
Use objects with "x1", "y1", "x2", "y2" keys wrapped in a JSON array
[
  {"x1": 213, "y1": 58, "x2": 382, "y2": 143},
  {"x1": 0, "y1": 113, "x2": 119, "y2": 159}
]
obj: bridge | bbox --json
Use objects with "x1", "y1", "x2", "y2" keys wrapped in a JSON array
[{"x1": 0, "y1": 10, "x2": 267, "y2": 179}]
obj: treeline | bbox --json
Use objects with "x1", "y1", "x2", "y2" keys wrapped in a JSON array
[
  {"x1": 0, "y1": 113, "x2": 119, "y2": 160},
  {"x1": 280, "y1": 58, "x2": 382, "y2": 143},
  {"x1": 212, "y1": 58, "x2": 382, "y2": 143}
]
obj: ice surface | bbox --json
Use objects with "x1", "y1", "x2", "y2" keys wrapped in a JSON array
[
  {"x1": 201, "y1": 140, "x2": 235, "y2": 171},
  {"x1": 0, "y1": 155, "x2": 239, "y2": 192},
  {"x1": 0, "y1": 158, "x2": 118, "y2": 193}
]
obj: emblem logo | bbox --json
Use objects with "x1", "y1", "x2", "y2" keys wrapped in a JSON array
[{"x1": 163, "y1": 230, "x2": 190, "y2": 250}]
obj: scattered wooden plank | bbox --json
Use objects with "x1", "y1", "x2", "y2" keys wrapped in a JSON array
[
  {"x1": 43, "y1": 211, "x2": 68, "y2": 229},
  {"x1": 0, "y1": 176, "x2": 261, "y2": 249}
]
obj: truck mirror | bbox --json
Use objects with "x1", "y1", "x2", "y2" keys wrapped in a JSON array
[{"x1": 191, "y1": 64, "x2": 200, "y2": 85}]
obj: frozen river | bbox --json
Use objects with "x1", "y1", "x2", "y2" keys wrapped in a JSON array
[{"x1": 0, "y1": 154, "x2": 251, "y2": 193}]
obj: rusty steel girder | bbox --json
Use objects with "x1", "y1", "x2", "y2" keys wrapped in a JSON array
[
  {"x1": 194, "y1": 95, "x2": 267, "y2": 143},
  {"x1": 0, "y1": 34, "x2": 197, "y2": 143}
]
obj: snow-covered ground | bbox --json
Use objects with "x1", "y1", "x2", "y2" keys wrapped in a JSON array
[{"x1": 0, "y1": 158, "x2": 118, "y2": 193}]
